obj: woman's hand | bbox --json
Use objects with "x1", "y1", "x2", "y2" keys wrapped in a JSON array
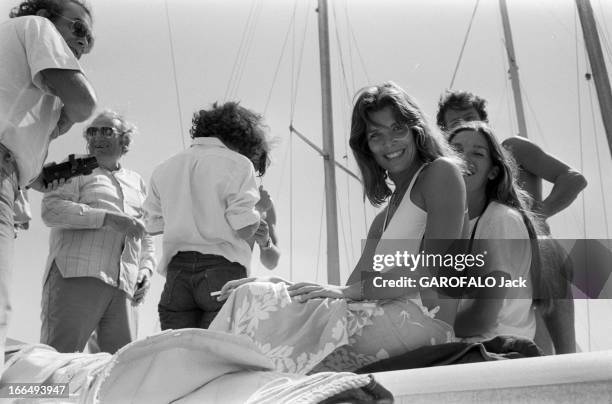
[
  {"x1": 216, "y1": 275, "x2": 291, "y2": 301},
  {"x1": 287, "y1": 282, "x2": 347, "y2": 302}
]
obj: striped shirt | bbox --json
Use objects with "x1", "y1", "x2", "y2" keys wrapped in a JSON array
[{"x1": 42, "y1": 165, "x2": 156, "y2": 296}]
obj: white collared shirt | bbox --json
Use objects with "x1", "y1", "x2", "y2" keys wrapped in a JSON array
[
  {"x1": 144, "y1": 137, "x2": 260, "y2": 276},
  {"x1": 0, "y1": 16, "x2": 82, "y2": 186}
]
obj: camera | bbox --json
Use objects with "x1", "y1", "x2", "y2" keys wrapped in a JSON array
[{"x1": 42, "y1": 154, "x2": 98, "y2": 186}]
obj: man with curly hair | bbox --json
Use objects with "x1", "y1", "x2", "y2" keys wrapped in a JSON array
[
  {"x1": 437, "y1": 90, "x2": 587, "y2": 221},
  {"x1": 144, "y1": 102, "x2": 270, "y2": 330},
  {"x1": 40, "y1": 110, "x2": 154, "y2": 353},
  {"x1": 0, "y1": 0, "x2": 96, "y2": 369}
]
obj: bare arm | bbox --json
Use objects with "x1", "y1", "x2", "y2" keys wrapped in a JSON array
[
  {"x1": 259, "y1": 204, "x2": 280, "y2": 269},
  {"x1": 237, "y1": 220, "x2": 260, "y2": 240},
  {"x1": 421, "y1": 158, "x2": 467, "y2": 240},
  {"x1": 419, "y1": 159, "x2": 467, "y2": 320},
  {"x1": 503, "y1": 136, "x2": 587, "y2": 218},
  {"x1": 345, "y1": 210, "x2": 385, "y2": 285},
  {"x1": 40, "y1": 69, "x2": 97, "y2": 123}
]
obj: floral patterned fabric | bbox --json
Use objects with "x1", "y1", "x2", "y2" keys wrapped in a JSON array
[{"x1": 210, "y1": 282, "x2": 455, "y2": 374}]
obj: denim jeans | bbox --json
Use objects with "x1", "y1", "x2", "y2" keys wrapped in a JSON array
[
  {"x1": 0, "y1": 144, "x2": 18, "y2": 376},
  {"x1": 158, "y1": 252, "x2": 246, "y2": 330}
]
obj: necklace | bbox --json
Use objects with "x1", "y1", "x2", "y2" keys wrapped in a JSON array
[{"x1": 382, "y1": 162, "x2": 426, "y2": 232}]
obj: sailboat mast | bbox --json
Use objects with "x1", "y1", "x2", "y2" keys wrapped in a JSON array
[
  {"x1": 317, "y1": 0, "x2": 341, "y2": 285},
  {"x1": 499, "y1": 0, "x2": 529, "y2": 140},
  {"x1": 576, "y1": 0, "x2": 612, "y2": 158}
]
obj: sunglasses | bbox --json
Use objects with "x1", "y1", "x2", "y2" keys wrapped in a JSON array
[
  {"x1": 53, "y1": 13, "x2": 94, "y2": 50},
  {"x1": 86, "y1": 127, "x2": 119, "y2": 139}
]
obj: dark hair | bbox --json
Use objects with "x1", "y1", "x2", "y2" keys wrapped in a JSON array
[
  {"x1": 84, "y1": 110, "x2": 136, "y2": 155},
  {"x1": 436, "y1": 90, "x2": 488, "y2": 129},
  {"x1": 349, "y1": 81, "x2": 462, "y2": 206},
  {"x1": 448, "y1": 121, "x2": 552, "y2": 312},
  {"x1": 9, "y1": 0, "x2": 91, "y2": 20},
  {"x1": 190, "y1": 102, "x2": 270, "y2": 176}
]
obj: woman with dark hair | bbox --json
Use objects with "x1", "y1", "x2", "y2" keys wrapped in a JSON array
[
  {"x1": 447, "y1": 121, "x2": 547, "y2": 341},
  {"x1": 211, "y1": 82, "x2": 467, "y2": 374}
]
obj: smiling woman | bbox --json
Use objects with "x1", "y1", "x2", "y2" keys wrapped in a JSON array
[
  {"x1": 208, "y1": 82, "x2": 468, "y2": 374},
  {"x1": 447, "y1": 121, "x2": 547, "y2": 342}
]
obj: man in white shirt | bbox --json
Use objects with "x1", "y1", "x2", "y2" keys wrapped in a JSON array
[
  {"x1": 41, "y1": 111, "x2": 154, "y2": 354},
  {"x1": 144, "y1": 102, "x2": 269, "y2": 329},
  {"x1": 0, "y1": 0, "x2": 97, "y2": 372}
]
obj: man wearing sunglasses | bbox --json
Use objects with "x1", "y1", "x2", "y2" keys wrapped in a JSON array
[
  {"x1": 0, "y1": 0, "x2": 97, "y2": 373},
  {"x1": 40, "y1": 110, "x2": 155, "y2": 354}
]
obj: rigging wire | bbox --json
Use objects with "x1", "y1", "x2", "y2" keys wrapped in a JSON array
[
  {"x1": 336, "y1": 192, "x2": 352, "y2": 281},
  {"x1": 344, "y1": 0, "x2": 357, "y2": 94},
  {"x1": 289, "y1": 122, "x2": 294, "y2": 280},
  {"x1": 224, "y1": 0, "x2": 258, "y2": 101},
  {"x1": 331, "y1": 1, "x2": 357, "y2": 260},
  {"x1": 331, "y1": 2, "x2": 354, "y2": 103},
  {"x1": 231, "y1": 0, "x2": 264, "y2": 100},
  {"x1": 520, "y1": 88, "x2": 548, "y2": 149},
  {"x1": 575, "y1": 9, "x2": 591, "y2": 353},
  {"x1": 345, "y1": 8, "x2": 371, "y2": 84},
  {"x1": 494, "y1": 24, "x2": 513, "y2": 135},
  {"x1": 163, "y1": 0, "x2": 186, "y2": 149},
  {"x1": 264, "y1": 2, "x2": 298, "y2": 115},
  {"x1": 586, "y1": 78, "x2": 611, "y2": 240},
  {"x1": 449, "y1": 0, "x2": 480, "y2": 89},
  {"x1": 290, "y1": 2, "x2": 312, "y2": 121},
  {"x1": 497, "y1": 32, "x2": 516, "y2": 138},
  {"x1": 287, "y1": 0, "x2": 311, "y2": 279},
  {"x1": 574, "y1": 10, "x2": 587, "y2": 240},
  {"x1": 315, "y1": 183, "x2": 325, "y2": 283},
  {"x1": 595, "y1": 0, "x2": 612, "y2": 65}
]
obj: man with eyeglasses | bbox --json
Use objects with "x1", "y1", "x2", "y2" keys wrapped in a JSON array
[
  {"x1": 0, "y1": 0, "x2": 97, "y2": 372},
  {"x1": 40, "y1": 110, "x2": 155, "y2": 354}
]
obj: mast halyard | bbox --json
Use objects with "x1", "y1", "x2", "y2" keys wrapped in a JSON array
[
  {"x1": 317, "y1": 0, "x2": 341, "y2": 285},
  {"x1": 576, "y1": 0, "x2": 612, "y2": 159},
  {"x1": 499, "y1": 0, "x2": 529, "y2": 141}
]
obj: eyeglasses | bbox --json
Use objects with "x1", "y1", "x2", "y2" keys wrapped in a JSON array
[
  {"x1": 53, "y1": 13, "x2": 94, "y2": 50},
  {"x1": 86, "y1": 127, "x2": 120, "y2": 139}
]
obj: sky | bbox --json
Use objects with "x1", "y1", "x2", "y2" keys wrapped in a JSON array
[{"x1": 2, "y1": 0, "x2": 611, "y2": 351}]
